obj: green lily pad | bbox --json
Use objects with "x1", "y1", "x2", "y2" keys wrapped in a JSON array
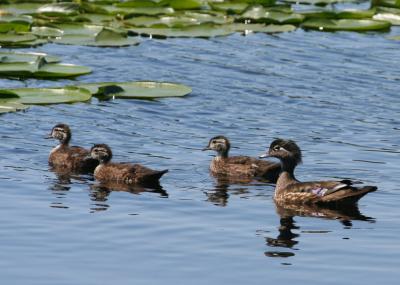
[
  {"x1": 53, "y1": 27, "x2": 140, "y2": 47},
  {"x1": 116, "y1": 0, "x2": 159, "y2": 8},
  {"x1": 31, "y1": 26, "x2": 64, "y2": 38},
  {"x1": 0, "y1": 51, "x2": 60, "y2": 64},
  {"x1": 2, "y1": 38, "x2": 48, "y2": 48},
  {"x1": 103, "y1": 5, "x2": 174, "y2": 16},
  {"x1": 337, "y1": 9, "x2": 376, "y2": 19},
  {"x1": 76, "y1": 81, "x2": 192, "y2": 99},
  {"x1": 0, "y1": 3, "x2": 45, "y2": 15},
  {"x1": 0, "y1": 87, "x2": 92, "y2": 105},
  {"x1": 53, "y1": 23, "x2": 103, "y2": 36},
  {"x1": 372, "y1": 0, "x2": 400, "y2": 9},
  {"x1": 240, "y1": 6, "x2": 305, "y2": 24},
  {"x1": 210, "y1": 2, "x2": 249, "y2": 14},
  {"x1": 230, "y1": 23, "x2": 296, "y2": 33},
  {"x1": 36, "y1": 2, "x2": 80, "y2": 17},
  {"x1": 0, "y1": 100, "x2": 28, "y2": 114},
  {"x1": 33, "y1": 63, "x2": 92, "y2": 79},
  {"x1": 128, "y1": 23, "x2": 234, "y2": 38},
  {"x1": 0, "y1": 33, "x2": 37, "y2": 44},
  {"x1": 282, "y1": 0, "x2": 354, "y2": 6},
  {"x1": 165, "y1": 0, "x2": 204, "y2": 10},
  {"x1": 302, "y1": 19, "x2": 391, "y2": 31},
  {"x1": 0, "y1": 15, "x2": 32, "y2": 33},
  {"x1": 374, "y1": 13, "x2": 400, "y2": 25},
  {"x1": 0, "y1": 52, "x2": 91, "y2": 78},
  {"x1": 124, "y1": 15, "x2": 200, "y2": 28}
]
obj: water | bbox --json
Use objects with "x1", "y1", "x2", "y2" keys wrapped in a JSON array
[{"x1": 1, "y1": 28, "x2": 400, "y2": 284}]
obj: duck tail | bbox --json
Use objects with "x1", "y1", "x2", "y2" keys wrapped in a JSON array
[{"x1": 321, "y1": 186, "x2": 377, "y2": 205}]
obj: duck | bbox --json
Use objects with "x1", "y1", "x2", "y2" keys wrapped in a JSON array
[
  {"x1": 203, "y1": 135, "x2": 281, "y2": 182},
  {"x1": 90, "y1": 144, "x2": 168, "y2": 186},
  {"x1": 47, "y1": 123, "x2": 98, "y2": 173},
  {"x1": 259, "y1": 138, "x2": 377, "y2": 205}
]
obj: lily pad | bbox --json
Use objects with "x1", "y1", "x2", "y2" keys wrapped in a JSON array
[
  {"x1": 36, "y1": 2, "x2": 80, "y2": 17},
  {"x1": 210, "y1": 2, "x2": 249, "y2": 14},
  {"x1": 0, "y1": 100, "x2": 28, "y2": 114},
  {"x1": 0, "y1": 3, "x2": 45, "y2": 15},
  {"x1": 76, "y1": 81, "x2": 192, "y2": 99},
  {"x1": 52, "y1": 27, "x2": 140, "y2": 47},
  {"x1": 0, "y1": 15, "x2": 32, "y2": 33},
  {"x1": 302, "y1": 19, "x2": 391, "y2": 31},
  {"x1": 0, "y1": 33, "x2": 37, "y2": 44},
  {"x1": 31, "y1": 26, "x2": 64, "y2": 38},
  {"x1": 230, "y1": 23, "x2": 297, "y2": 33},
  {"x1": 128, "y1": 23, "x2": 234, "y2": 38},
  {"x1": 166, "y1": 0, "x2": 204, "y2": 10},
  {"x1": 0, "y1": 51, "x2": 60, "y2": 64},
  {"x1": 374, "y1": 13, "x2": 400, "y2": 25},
  {"x1": 0, "y1": 53, "x2": 91, "y2": 79},
  {"x1": 0, "y1": 87, "x2": 92, "y2": 105},
  {"x1": 240, "y1": 6, "x2": 305, "y2": 24}
]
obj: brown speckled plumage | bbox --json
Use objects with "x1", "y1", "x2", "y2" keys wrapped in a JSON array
[
  {"x1": 203, "y1": 136, "x2": 280, "y2": 182},
  {"x1": 90, "y1": 144, "x2": 168, "y2": 186},
  {"x1": 260, "y1": 139, "x2": 377, "y2": 205},
  {"x1": 48, "y1": 124, "x2": 98, "y2": 173}
]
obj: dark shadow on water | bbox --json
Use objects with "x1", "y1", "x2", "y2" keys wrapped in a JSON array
[
  {"x1": 264, "y1": 202, "x2": 375, "y2": 262},
  {"x1": 205, "y1": 176, "x2": 265, "y2": 207},
  {"x1": 47, "y1": 168, "x2": 93, "y2": 209},
  {"x1": 89, "y1": 181, "x2": 168, "y2": 213}
]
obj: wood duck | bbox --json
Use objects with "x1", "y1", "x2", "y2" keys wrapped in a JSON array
[
  {"x1": 47, "y1": 123, "x2": 98, "y2": 173},
  {"x1": 90, "y1": 144, "x2": 168, "y2": 186},
  {"x1": 260, "y1": 139, "x2": 377, "y2": 205},
  {"x1": 203, "y1": 135, "x2": 281, "y2": 182}
]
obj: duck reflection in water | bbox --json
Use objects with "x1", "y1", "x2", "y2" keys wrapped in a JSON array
[
  {"x1": 47, "y1": 171, "x2": 92, "y2": 209},
  {"x1": 205, "y1": 176, "x2": 263, "y2": 207},
  {"x1": 89, "y1": 181, "x2": 168, "y2": 212},
  {"x1": 264, "y1": 202, "x2": 375, "y2": 259}
]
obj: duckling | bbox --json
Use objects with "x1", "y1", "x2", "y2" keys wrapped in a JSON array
[
  {"x1": 47, "y1": 124, "x2": 98, "y2": 173},
  {"x1": 203, "y1": 135, "x2": 280, "y2": 182},
  {"x1": 260, "y1": 139, "x2": 377, "y2": 205},
  {"x1": 90, "y1": 144, "x2": 168, "y2": 186}
]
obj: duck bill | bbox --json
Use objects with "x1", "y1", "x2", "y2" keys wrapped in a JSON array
[
  {"x1": 44, "y1": 134, "x2": 53, "y2": 139},
  {"x1": 202, "y1": 147, "x2": 211, "y2": 151},
  {"x1": 259, "y1": 153, "x2": 269, "y2": 159}
]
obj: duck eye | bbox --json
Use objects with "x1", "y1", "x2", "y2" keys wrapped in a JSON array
[{"x1": 273, "y1": 146, "x2": 281, "y2": 151}]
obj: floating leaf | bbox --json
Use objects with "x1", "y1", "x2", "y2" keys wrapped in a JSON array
[
  {"x1": 31, "y1": 26, "x2": 64, "y2": 38},
  {"x1": 302, "y1": 19, "x2": 391, "y2": 31},
  {"x1": 0, "y1": 87, "x2": 92, "y2": 105},
  {"x1": 240, "y1": 5, "x2": 305, "y2": 24},
  {"x1": 374, "y1": 13, "x2": 400, "y2": 25},
  {"x1": 0, "y1": 51, "x2": 60, "y2": 64},
  {"x1": 128, "y1": 23, "x2": 234, "y2": 38},
  {"x1": 0, "y1": 15, "x2": 32, "y2": 33},
  {"x1": 165, "y1": 0, "x2": 203, "y2": 10},
  {"x1": 0, "y1": 32, "x2": 37, "y2": 44},
  {"x1": 0, "y1": 3, "x2": 44, "y2": 15},
  {"x1": 230, "y1": 23, "x2": 296, "y2": 33},
  {"x1": 77, "y1": 81, "x2": 192, "y2": 99},
  {"x1": 0, "y1": 100, "x2": 28, "y2": 114},
  {"x1": 36, "y1": 2, "x2": 80, "y2": 17},
  {"x1": 210, "y1": 2, "x2": 249, "y2": 14}
]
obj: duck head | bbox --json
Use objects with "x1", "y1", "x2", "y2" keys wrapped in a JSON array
[
  {"x1": 90, "y1": 144, "x2": 113, "y2": 164},
  {"x1": 203, "y1": 136, "x2": 230, "y2": 158},
  {"x1": 47, "y1": 123, "x2": 71, "y2": 145},
  {"x1": 261, "y1": 139, "x2": 302, "y2": 170}
]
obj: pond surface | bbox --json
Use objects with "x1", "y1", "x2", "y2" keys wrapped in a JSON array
[{"x1": 1, "y1": 28, "x2": 400, "y2": 285}]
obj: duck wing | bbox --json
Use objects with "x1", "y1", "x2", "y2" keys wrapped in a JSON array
[
  {"x1": 284, "y1": 180, "x2": 377, "y2": 205},
  {"x1": 124, "y1": 164, "x2": 168, "y2": 185}
]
